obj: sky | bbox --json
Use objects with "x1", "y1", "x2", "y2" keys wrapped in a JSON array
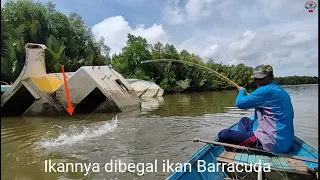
[{"x1": 2, "y1": 0, "x2": 319, "y2": 76}]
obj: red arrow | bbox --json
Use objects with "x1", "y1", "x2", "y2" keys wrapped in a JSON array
[{"x1": 62, "y1": 65, "x2": 74, "y2": 115}]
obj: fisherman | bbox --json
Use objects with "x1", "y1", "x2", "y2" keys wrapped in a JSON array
[{"x1": 218, "y1": 64, "x2": 295, "y2": 153}]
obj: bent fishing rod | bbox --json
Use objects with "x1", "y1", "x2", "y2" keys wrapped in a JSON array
[{"x1": 128, "y1": 59, "x2": 249, "y2": 94}]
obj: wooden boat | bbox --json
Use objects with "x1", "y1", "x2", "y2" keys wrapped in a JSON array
[{"x1": 166, "y1": 123, "x2": 318, "y2": 180}]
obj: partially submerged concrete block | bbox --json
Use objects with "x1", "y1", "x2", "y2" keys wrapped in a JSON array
[
  {"x1": 140, "y1": 97, "x2": 164, "y2": 114},
  {"x1": 1, "y1": 43, "x2": 144, "y2": 116},
  {"x1": 31, "y1": 72, "x2": 74, "y2": 93},
  {"x1": 126, "y1": 79, "x2": 164, "y2": 98},
  {"x1": 54, "y1": 66, "x2": 141, "y2": 114},
  {"x1": 1, "y1": 43, "x2": 75, "y2": 116},
  {"x1": 1, "y1": 77, "x2": 65, "y2": 116},
  {"x1": 1, "y1": 44, "x2": 65, "y2": 116}
]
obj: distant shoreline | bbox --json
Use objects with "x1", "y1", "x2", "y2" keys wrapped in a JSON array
[
  {"x1": 162, "y1": 83, "x2": 318, "y2": 95},
  {"x1": 280, "y1": 84, "x2": 318, "y2": 86}
]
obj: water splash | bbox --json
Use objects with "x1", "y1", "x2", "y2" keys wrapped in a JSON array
[{"x1": 37, "y1": 115, "x2": 118, "y2": 148}]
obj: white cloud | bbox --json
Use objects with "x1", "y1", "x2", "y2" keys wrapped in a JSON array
[
  {"x1": 91, "y1": 16, "x2": 169, "y2": 54},
  {"x1": 90, "y1": 0, "x2": 317, "y2": 76},
  {"x1": 162, "y1": 0, "x2": 221, "y2": 25},
  {"x1": 160, "y1": 0, "x2": 318, "y2": 76},
  {"x1": 202, "y1": 44, "x2": 219, "y2": 60},
  {"x1": 162, "y1": 0, "x2": 185, "y2": 25},
  {"x1": 272, "y1": 49, "x2": 292, "y2": 59},
  {"x1": 304, "y1": 50, "x2": 319, "y2": 68},
  {"x1": 162, "y1": 0, "x2": 315, "y2": 25},
  {"x1": 176, "y1": 28, "x2": 317, "y2": 76},
  {"x1": 281, "y1": 31, "x2": 317, "y2": 47},
  {"x1": 228, "y1": 59, "x2": 245, "y2": 66},
  {"x1": 133, "y1": 24, "x2": 168, "y2": 45},
  {"x1": 184, "y1": 0, "x2": 217, "y2": 21}
]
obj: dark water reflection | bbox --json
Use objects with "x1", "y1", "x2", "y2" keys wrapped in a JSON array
[{"x1": 1, "y1": 84, "x2": 318, "y2": 180}]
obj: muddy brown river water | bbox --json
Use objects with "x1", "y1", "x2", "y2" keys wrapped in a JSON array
[{"x1": 1, "y1": 84, "x2": 318, "y2": 180}]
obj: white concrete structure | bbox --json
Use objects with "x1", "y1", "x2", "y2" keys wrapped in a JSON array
[
  {"x1": 140, "y1": 97, "x2": 164, "y2": 114},
  {"x1": 1, "y1": 43, "x2": 64, "y2": 116},
  {"x1": 126, "y1": 79, "x2": 164, "y2": 98},
  {"x1": 54, "y1": 66, "x2": 141, "y2": 114},
  {"x1": 1, "y1": 43, "x2": 141, "y2": 116}
]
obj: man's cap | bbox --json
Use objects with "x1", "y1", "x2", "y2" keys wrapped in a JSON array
[{"x1": 252, "y1": 64, "x2": 273, "y2": 79}]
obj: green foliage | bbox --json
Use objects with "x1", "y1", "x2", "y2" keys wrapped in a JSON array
[
  {"x1": 45, "y1": 35, "x2": 66, "y2": 72},
  {"x1": 275, "y1": 76, "x2": 318, "y2": 85},
  {"x1": 112, "y1": 34, "x2": 152, "y2": 77},
  {"x1": 111, "y1": 33, "x2": 318, "y2": 93},
  {"x1": 1, "y1": 0, "x2": 110, "y2": 83}
]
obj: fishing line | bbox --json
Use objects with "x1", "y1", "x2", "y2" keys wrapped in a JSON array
[{"x1": 128, "y1": 59, "x2": 245, "y2": 90}]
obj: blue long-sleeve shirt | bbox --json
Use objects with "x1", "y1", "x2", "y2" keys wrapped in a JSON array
[{"x1": 235, "y1": 82, "x2": 295, "y2": 153}]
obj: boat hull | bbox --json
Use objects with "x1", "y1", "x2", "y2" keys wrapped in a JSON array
[{"x1": 166, "y1": 123, "x2": 318, "y2": 180}]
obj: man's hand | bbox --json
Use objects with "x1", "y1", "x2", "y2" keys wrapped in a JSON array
[{"x1": 237, "y1": 86, "x2": 245, "y2": 91}]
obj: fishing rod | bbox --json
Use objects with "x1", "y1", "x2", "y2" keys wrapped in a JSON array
[{"x1": 128, "y1": 59, "x2": 248, "y2": 93}]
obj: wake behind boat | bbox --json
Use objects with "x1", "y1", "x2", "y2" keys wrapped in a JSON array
[{"x1": 166, "y1": 123, "x2": 318, "y2": 180}]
